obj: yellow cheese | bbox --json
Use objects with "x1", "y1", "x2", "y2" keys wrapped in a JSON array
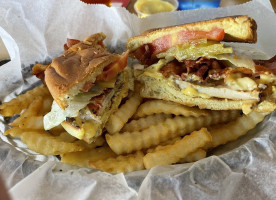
[
  {"x1": 260, "y1": 74, "x2": 276, "y2": 84},
  {"x1": 225, "y1": 73, "x2": 257, "y2": 91},
  {"x1": 181, "y1": 86, "x2": 210, "y2": 99},
  {"x1": 272, "y1": 86, "x2": 276, "y2": 99},
  {"x1": 181, "y1": 86, "x2": 198, "y2": 97},
  {"x1": 241, "y1": 103, "x2": 253, "y2": 115}
]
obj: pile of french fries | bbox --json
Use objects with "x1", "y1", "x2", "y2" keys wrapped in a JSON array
[{"x1": 0, "y1": 83, "x2": 270, "y2": 174}]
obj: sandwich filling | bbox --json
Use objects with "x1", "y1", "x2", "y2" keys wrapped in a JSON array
[{"x1": 137, "y1": 32, "x2": 276, "y2": 104}]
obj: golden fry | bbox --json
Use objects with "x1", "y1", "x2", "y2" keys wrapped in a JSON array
[
  {"x1": 89, "y1": 151, "x2": 144, "y2": 174},
  {"x1": 122, "y1": 113, "x2": 170, "y2": 132},
  {"x1": 40, "y1": 96, "x2": 53, "y2": 115},
  {"x1": 9, "y1": 96, "x2": 43, "y2": 126},
  {"x1": 134, "y1": 100, "x2": 209, "y2": 118},
  {"x1": 61, "y1": 145, "x2": 116, "y2": 167},
  {"x1": 147, "y1": 137, "x2": 181, "y2": 153},
  {"x1": 143, "y1": 128, "x2": 211, "y2": 169},
  {"x1": 56, "y1": 132, "x2": 78, "y2": 143},
  {"x1": 49, "y1": 125, "x2": 66, "y2": 136},
  {"x1": 20, "y1": 131, "x2": 84, "y2": 155},
  {"x1": 105, "y1": 92, "x2": 142, "y2": 134},
  {"x1": 0, "y1": 85, "x2": 50, "y2": 116},
  {"x1": 206, "y1": 111, "x2": 269, "y2": 149},
  {"x1": 178, "y1": 149, "x2": 206, "y2": 163},
  {"x1": 147, "y1": 138, "x2": 206, "y2": 163},
  {"x1": 73, "y1": 136, "x2": 106, "y2": 149},
  {"x1": 4, "y1": 127, "x2": 24, "y2": 138},
  {"x1": 106, "y1": 110, "x2": 240, "y2": 155},
  {"x1": 18, "y1": 116, "x2": 44, "y2": 130}
]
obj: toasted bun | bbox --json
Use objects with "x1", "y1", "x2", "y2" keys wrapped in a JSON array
[
  {"x1": 45, "y1": 33, "x2": 120, "y2": 109},
  {"x1": 137, "y1": 73, "x2": 257, "y2": 110},
  {"x1": 127, "y1": 15, "x2": 257, "y2": 52}
]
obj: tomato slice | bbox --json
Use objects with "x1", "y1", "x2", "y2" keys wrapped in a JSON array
[
  {"x1": 80, "y1": 82, "x2": 95, "y2": 92},
  {"x1": 96, "y1": 50, "x2": 129, "y2": 81},
  {"x1": 255, "y1": 55, "x2": 276, "y2": 75},
  {"x1": 152, "y1": 27, "x2": 225, "y2": 54}
]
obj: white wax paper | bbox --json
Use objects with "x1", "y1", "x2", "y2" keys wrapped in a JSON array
[{"x1": 0, "y1": 0, "x2": 276, "y2": 199}]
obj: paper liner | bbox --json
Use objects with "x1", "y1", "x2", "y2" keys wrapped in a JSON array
[{"x1": 0, "y1": 0, "x2": 276, "y2": 199}]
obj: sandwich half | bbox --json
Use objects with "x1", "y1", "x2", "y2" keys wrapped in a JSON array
[
  {"x1": 40, "y1": 33, "x2": 132, "y2": 143},
  {"x1": 127, "y1": 16, "x2": 276, "y2": 112}
]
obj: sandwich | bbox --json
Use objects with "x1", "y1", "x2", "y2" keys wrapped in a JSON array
[
  {"x1": 34, "y1": 33, "x2": 132, "y2": 143},
  {"x1": 127, "y1": 15, "x2": 276, "y2": 113}
]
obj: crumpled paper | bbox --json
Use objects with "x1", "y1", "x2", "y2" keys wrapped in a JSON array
[{"x1": 0, "y1": 0, "x2": 276, "y2": 199}]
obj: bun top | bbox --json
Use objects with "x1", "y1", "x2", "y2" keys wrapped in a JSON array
[
  {"x1": 127, "y1": 15, "x2": 257, "y2": 52},
  {"x1": 45, "y1": 33, "x2": 120, "y2": 109}
]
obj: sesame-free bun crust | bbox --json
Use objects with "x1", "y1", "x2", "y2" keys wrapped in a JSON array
[
  {"x1": 45, "y1": 33, "x2": 120, "y2": 109},
  {"x1": 127, "y1": 15, "x2": 257, "y2": 52}
]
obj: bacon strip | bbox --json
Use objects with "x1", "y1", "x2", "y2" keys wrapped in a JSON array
[
  {"x1": 159, "y1": 58, "x2": 226, "y2": 81},
  {"x1": 159, "y1": 61, "x2": 185, "y2": 78},
  {"x1": 64, "y1": 39, "x2": 81, "y2": 51},
  {"x1": 32, "y1": 64, "x2": 49, "y2": 83},
  {"x1": 87, "y1": 89, "x2": 111, "y2": 114},
  {"x1": 132, "y1": 45, "x2": 158, "y2": 66},
  {"x1": 96, "y1": 50, "x2": 129, "y2": 81},
  {"x1": 80, "y1": 82, "x2": 94, "y2": 92},
  {"x1": 254, "y1": 55, "x2": 276, "y2": 75}
]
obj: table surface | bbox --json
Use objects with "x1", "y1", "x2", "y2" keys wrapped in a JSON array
[{"x1": 126, "y1": 0, "x2": 276, "y2": 14}]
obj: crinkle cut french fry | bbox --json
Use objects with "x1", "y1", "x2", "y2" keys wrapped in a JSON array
[
  {"x1": 73, "y1": 136, "x2": 106, "y2": 149},
  {"x1": 9, "y1": 96, "x2": 44, "y2": 126},
  {"x1": 61, "y1": 145, "x2": 117, "y2": 168},
  {"x1": 106, "y1": 110, "x2": 241, "y2": 155},
  {"x1": 147, "y1": 137, "x2": 181, "y2": 153},
  {"x1": 20, "y1": 131, "x2": 84, "y2": 155},
  {"x1": 206, "y1": 111, "x2": 269, "y2": 149},
  {"x1": 0, "y1": 85, "x2": 50, "y2": 116},
  {"x1": 105, "y1": 92, "x2": 142, "y2": 134},
  {"x1": 89, "y1": 151, "x2": 144, "y2": 174},
  {"x1": 143, "y1": 128, "x2": 211, "y2": 169},
  {"x1": 134, "y1": 100, "x2": 209, "y2": 118},
  {"x1": 147, "y1": 138, "x2": 206, "y2": 163},
  {"x1": 178, "y1": 149, "x2": 206, "y2": 163},
  {"x1": 121, "y1": 114, "x2": 171, "y2": 132}
]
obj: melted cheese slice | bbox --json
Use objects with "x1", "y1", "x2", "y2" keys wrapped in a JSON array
[
  {"x1": 225, "y1": 73, "x2": 257, "y2": 91},
  {"x1": 175, "y1": 80, "x2": 259, "y2": 100}
]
